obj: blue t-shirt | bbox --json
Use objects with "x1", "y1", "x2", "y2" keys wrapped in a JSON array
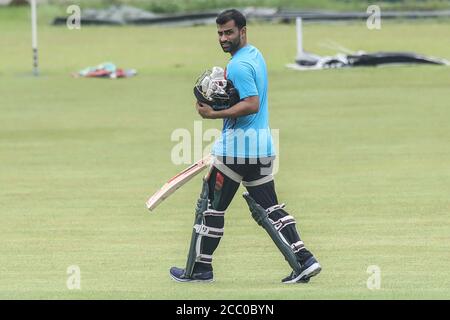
[{"x1": 212, "y1": 45, "x2": 275, "y2": 158}]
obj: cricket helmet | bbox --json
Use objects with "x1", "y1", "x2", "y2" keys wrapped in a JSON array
[{"x1": 194, "y1": 67, "x2": 240, "y2": 111}]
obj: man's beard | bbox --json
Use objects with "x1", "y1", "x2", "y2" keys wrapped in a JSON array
[{"x1": 221, "y1": 38, "x2": 241, "y2": 53}]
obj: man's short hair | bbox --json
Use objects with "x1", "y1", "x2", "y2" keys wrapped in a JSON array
[{"x1": 216, "y1": 9, "x2": 246, "y2": 30}]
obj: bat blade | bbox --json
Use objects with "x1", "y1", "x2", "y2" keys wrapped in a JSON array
[{"x1": 146, "y1": 154, "x2": 213, "y2": 211}]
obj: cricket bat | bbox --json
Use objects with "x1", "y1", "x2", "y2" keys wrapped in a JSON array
[{"x1": 146, "y1": 154, "x2": 213, "y2": 211}]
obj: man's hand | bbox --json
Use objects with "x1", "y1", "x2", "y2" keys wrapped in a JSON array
[
  {"x1": 196, "y1": 96, "x2": 259, "y2": 120},
  {"x1": 196, "y1": 101, "x2": 217, "y2": 119}
]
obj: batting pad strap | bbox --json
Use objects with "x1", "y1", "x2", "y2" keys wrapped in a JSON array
[
  {"x1": 291, "y1": 241, "x2": 305, "y2": 253},
  {"x1": 242, "y1": 175, "x2": 274, "y2": 187},
  {"x1": 196, "y1": 254, "x2": 213, "y2": 264},
  {"x1": 213, "y1": 157, "x2": 243, "y2": 183},
  {"x1": 203, "y1": 209, "x2": 225, "y2": 217},
  {"x1": 272, "y1": 215, "x2": 296, "y2": 232},
  {"x1": 266, "y1": 203, "x2": 286, "y2": 214},
  {"x1": 194, "y1": 224, "x2": 224, "y2": 238}
]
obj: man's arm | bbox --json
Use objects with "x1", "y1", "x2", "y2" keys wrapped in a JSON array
[{"x1": 196, "y1": 96, "x2": 259, "y2": 119}]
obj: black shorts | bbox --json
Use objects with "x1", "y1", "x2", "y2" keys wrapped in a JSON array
[{"x1": 206, "y1": 156, "x2": 278, "y2": 211}]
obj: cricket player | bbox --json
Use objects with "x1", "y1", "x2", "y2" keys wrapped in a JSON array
[{"x1": 170, "y1": 9, "x2": 321, "y2": 283}]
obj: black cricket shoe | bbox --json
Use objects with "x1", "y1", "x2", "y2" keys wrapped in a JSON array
[
  {"x1": 169, "y1": 267, "x2": 214, "y2": 283},
  {"x1": 282, "y1": 256, "x2": 322, "y2": 284}
]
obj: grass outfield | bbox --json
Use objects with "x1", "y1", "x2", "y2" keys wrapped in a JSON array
[{"x1": 1, "y1": 9, "x2": 450, "y2": 299}]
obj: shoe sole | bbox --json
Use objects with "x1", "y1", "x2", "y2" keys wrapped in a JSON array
[
  {"x1": 169, "y1": 273, "x2": 214, "y2": 283},
  {"x1": 283, "y1": 263, "x2": 322, "y2": 284}
]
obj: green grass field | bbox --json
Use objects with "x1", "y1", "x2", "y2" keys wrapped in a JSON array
[{"x1": 1, "y1": 8, "x2": 450, "y2": 299}]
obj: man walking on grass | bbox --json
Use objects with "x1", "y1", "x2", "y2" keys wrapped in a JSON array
[{"x1": 170, "y1": 9, "x2": 321, "y2": 284}]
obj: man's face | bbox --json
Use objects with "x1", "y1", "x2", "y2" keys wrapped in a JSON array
[{"x1": 217, "y1": 20, "x2": 245, "y2": 53}]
